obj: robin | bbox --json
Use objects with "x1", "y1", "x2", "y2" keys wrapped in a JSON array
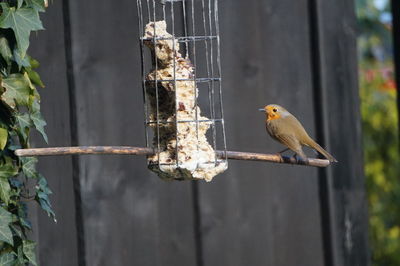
[{"x1": 259, "y1": 104, "x2": 337, "y2": 163}]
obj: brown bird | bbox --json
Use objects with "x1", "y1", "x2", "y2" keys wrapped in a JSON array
[{"x1": 259, "y1": 104, "x2": 337, "y2": 162}]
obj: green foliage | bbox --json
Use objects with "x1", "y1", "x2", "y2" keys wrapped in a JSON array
[
  {"x1": 0, "y1": 3, "x2": 44, "y2": 58},
  {"x1": 0, "y1": 207, "x2": 13, "y2": 246},
  {"x1": 1, "y1": 74, "x2": 31, "y2": 109},
  {"x1": 357, "y1": 0, "x2": 400, "y2": 264},
  {"x1": 0, "y1": 128, "x2": 7, "y2": 150},
  {"x1": 360, "y1": 63, "x2": 400, "y2": 266},
  {"x1": 0, "y1": 252, "x2": 16, "y2": 266},
  {"x1": 22, "y1": 240, "x2": 37, "y2": 266},
  {"x1": 0, "y1": 1, "x2": 53, "y2": 265}
]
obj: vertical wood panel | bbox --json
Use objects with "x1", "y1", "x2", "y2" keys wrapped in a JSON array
[
  {"x1": 197, "y1": 0, "x2": 325, "y2": 265},
  {"x1": 312, "y1": 0, "x2": 370, "y2": 265},
  {"x1": 29, "y1": 1, "x2": 79, "y2": 265},
  {"x1": 392, "y1": 0, "x2": 400, "y2": 134},
  {"x1": 65, "y1": 1, "x2": 197, "y2": 265}
]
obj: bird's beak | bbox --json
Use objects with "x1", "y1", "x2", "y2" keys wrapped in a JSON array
[{"x1": 259, "y1": 108, "x2": 265, "y2": 112}]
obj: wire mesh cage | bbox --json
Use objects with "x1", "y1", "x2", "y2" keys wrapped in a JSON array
[{"x1": 136, "y1": 0, "x2": 227, "y2": 181}]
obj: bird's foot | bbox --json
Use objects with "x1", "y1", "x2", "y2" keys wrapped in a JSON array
[
  {"x1": 293, "y1": 154, "x2": 309, "y2": 165},
  {"x1": 275, "y1": 148, "x2": 290, "y2": 162}
]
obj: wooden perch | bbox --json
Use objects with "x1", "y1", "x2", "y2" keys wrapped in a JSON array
[{"x1": 14, "y1": 146, "x2": 331, "y2": 167}]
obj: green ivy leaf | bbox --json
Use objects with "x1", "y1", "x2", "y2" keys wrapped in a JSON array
[
  {"x1": 25, "y1": 0, "x2": 46, "y2": 12},
  {"x1": 29, "y1": 56, "x2": 40, "y2": 68},
  {"x1": 1, "y1": 74, "x2": 30, "y2": 109},
  {"x1": 21, "y1": 157, "x2": 37, "y2": 178},
  {"x1": 0, "y1": 128, "x2": 7, "y2": 150},
  {"x1": 0, "y1": 3, "x2": 44, "y2": 58},
  {"x1": 13, "y1": 48, "x2": 30, "y2": 69},
  {"x1": 0, "y1": 36, "x2": 12, "y2": 65},
  {"x1": 37, "y1": 175, "x2": 51, "y2": 194},
  {"x1": 27, "y1": 69, "x2": 44, "y2": 88},
  {"x1": 15, "y1": 112, "x2": 31, "y2": 141},
  {"x1": 0, "y1": 163, "x2": 18, "y2": 204},
  {"x1": 0, "y1": 207, "x2": 13, "y2": 246},
  {"x1": 15, "y1": 113, "x2": 32, "y2": 128},
  {"x1": 0, "y1": 178, "x2": 11, "y2": 205},
  {"x1": 15, "y1": 113, "x2": 31, "y2": 129},
  {"x1": 36, "y1": 176, "x2": 55, "y2": 221},
  {"x1": 18, "y1": 204, "x2": 32, "y2": 229},
  {"x1": 0, "y1": 252, "x2": 16, "y2": 266},
  {"x1": 30, "y1": 111, "x2": 47, "y2": 142},
  {"x1": 25, "y1": 71, "x2": 36, "y2": 92},
  {"x1": 38, "y1": 197, "x2": 55, "y2": 220},
  {"x1": 22, "y1": 240, "x2": 37, "y2": 266},
  {"x1": 19, "y1": 217, "x2": 32, "y2": 230},
  {"x1": 9, "y1": 178, "x2": 22, "y2": 188},
  {"x1": 16, "y1": 244, "x2": 26, "y2": 265},
  {"x1": 28, "y1": 85, "x2": 41, "y2": 114},
  {"x1": 0, "y1": 163, "x2": 18, "y2": 178},
  {"x1": 9, "y1": 224, "x2": 22, "y2": 238},
  {"x1": 17, "y1": 0, "x2": 23, "y2": 9}
]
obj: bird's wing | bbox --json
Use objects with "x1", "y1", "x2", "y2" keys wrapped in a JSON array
[
  {"x1": 274, "y1": 133, "x2": 301, "y2": 153},
  {"x1": 275, "y1": 133, "x2": 307, "y2": 159},
  {"x1": 283, "y1": 115, "x2": 310, "y2": 139}
]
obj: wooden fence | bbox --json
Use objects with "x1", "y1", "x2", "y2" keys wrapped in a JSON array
[{"x1": 28, "y1": 0, "x2": 369, "y2": 265}]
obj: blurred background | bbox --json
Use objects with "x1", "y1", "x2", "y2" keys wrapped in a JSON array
[{"x1": 357, "y1": 0, "x2": 400, "y2": 265}]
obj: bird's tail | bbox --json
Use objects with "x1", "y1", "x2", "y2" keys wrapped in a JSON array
[{"x1": 306, "y1": 139, "x2": 338, "y2": 163}]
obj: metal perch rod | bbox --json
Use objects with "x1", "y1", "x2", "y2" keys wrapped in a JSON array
[{"x1": 14, "y1": 146, "x2": 331, "y2": 167}]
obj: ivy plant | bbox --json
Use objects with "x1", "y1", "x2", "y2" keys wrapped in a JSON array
[{"x1": 0, "y1": 0, "x2": 54, "y2": 265}]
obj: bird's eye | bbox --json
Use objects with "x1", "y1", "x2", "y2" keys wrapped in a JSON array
[{"x1": 273, "y1": 108, "x2": 277, "y2": 112}]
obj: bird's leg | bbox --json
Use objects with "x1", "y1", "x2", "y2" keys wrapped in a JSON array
[
  {"x1": 278, "y1": 148, "x2": 290, "y2": 154},
  {"x1": 275, "y1": 148, "x2": 289, "y2": 161}
]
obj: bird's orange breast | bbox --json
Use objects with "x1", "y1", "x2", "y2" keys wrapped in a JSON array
[{"x1": 267, "y1": 112, "x2": 281, "y2": 121}]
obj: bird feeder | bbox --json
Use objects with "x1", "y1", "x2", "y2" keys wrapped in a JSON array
[{"x1": 137, "y1": 0, "x2": 227, "y2": 181}]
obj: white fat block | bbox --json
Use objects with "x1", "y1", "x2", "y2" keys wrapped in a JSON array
[{"x1": 143, "y1": 21, "x2": 227, "y2": 181}]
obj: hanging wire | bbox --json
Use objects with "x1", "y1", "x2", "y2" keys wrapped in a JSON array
[
  {"x1": 162, "y1": 0, "x2": 166, "y2": 20},
  {"x1": 145, "y1": 77, "x2": 220, "y2": 83},
  {"x1": 136, "y1": 0, "x2": 149, "y2": 147},
  {"x1": 214, "y1": 0, "x2": 228, "y2": 161},
  {"x1": 150, "y1": 0, "x2": 161, "y2": 166},
  {"x1": 201, "y1": 0, "x2": 217, "y2": 165},
  {"x1": 141, "y1": 36, "x2": 217, "y2": 42},
  {"x1": 146, "y1": 0, "x2": 151, "y2": 23},
  {"x1": 182, "y1": 0, "x2": 189, "y2": 58},
  {"x1": 170, "y1": 0, "x2": 180, "y2": 167},
  {"x1": 190, "y1": 0, "x2": 200, "y2": 168},
  {"x1": 208, "y1": 0, "x2": 218, "y2": 160}
]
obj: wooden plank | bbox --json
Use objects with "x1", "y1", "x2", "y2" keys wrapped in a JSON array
[
  {"x1": 24, "y1": 1, "x2": 369, "y2": 265},
  {"x1": 311, "y1": 0, "x2": 370, "y2": 265},
  {"x1": 64, "y1": 1, "x2": 197, "y2": 265},
  {"x1": 197, "y1": 0, "x2": 325, "y2": 265},
  {"x1": 28, "y1": 1, "x2": 79, "y2": 265}
]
